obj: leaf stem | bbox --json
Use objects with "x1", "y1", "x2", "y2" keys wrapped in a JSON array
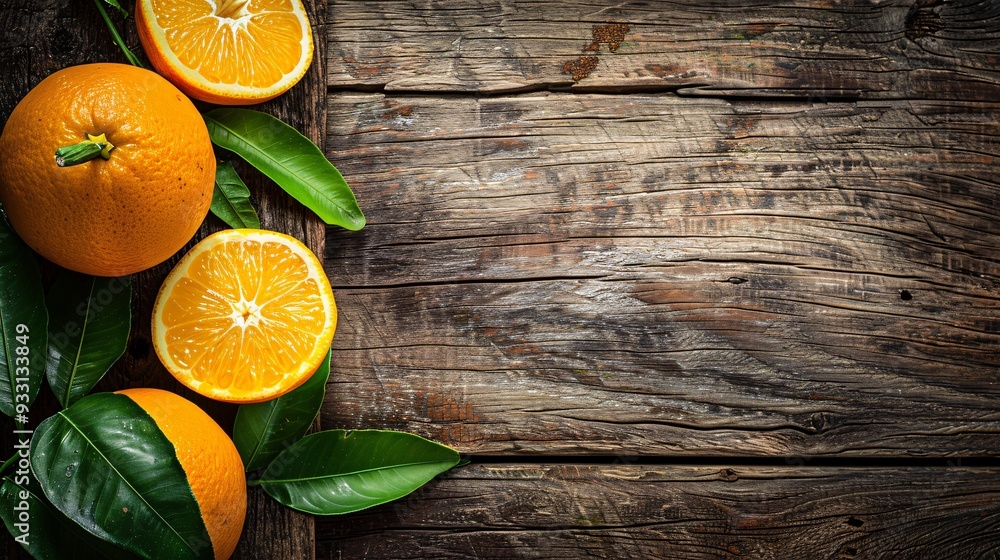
[
  {"x1": 0, "y1": 452, "x2": 18, "y2": 476},
  {"x1": 92, "y1": 0, "x2": 144, "y2": 67}
]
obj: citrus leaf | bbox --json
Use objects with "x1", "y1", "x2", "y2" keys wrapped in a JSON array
[
  {"x1": 211, "y1": 161, "x2": 261, "y2": 229},
  {"x1": 0, "y1": 214, "x2": 47, "y2": 419},
  {"x1": 46, "y1": 272, "x2": 131, "y2": 408},
  {"x1": 258, "y1": 430, "x2": 460, "y2": 515},
  {"x1": 31, "y1": 392, "x2": 214, "y2": 560},
  {"x1": 235, "y1": 347, "x2": 331, "y2": 472},
  {"x1": 1, "y1": 476, "x2": 141, "y2": 560},
  {"x1": 203, "y1": 109, "x2": 366, "y2": 231}
]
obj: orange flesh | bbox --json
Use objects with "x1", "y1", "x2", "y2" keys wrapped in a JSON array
[
  {"x1": 139, "y1": 0, "x2": 313, "y2": 104},
  {"x1": 154, "y1": 230, "x2": 336, "y2": 403}
]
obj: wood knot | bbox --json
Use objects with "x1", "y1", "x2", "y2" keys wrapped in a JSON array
[
  {"x1": 810, "y1": 412, "x2": 832, "y2": 434},
  {"x1": 905, "y1": 0, "x2": 945, "y2": 41}
]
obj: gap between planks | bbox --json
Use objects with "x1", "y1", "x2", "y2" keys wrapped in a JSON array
[
  {"x1": 464, "y1": 454, "x2": 1000, "y2": 468},
  {"x1": 327, "y1": 82, "x2": 867, "y2": 102}
]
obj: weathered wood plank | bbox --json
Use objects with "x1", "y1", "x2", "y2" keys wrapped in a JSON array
[
  {"x1": 227, "y1": 0, "x2": 328, "y2": 553},
  {"x1": 321, "y1": 92, "x2": 1000, "y2": 456},
  {"x1": 0, "y1": 0, "x2": 326, "y2": 557},
  {"x1": 327, "y1": 0, "x2": 1000, "y2": 100},
  {"x1": 316, "y1": 463, "x2": 1000, "y2": 559}
]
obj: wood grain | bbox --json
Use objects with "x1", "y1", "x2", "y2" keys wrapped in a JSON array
[
  {"x1": 317, "y1": 463, "x2": 1000, "y2": 559},
  {"x1": 327, "y1": 0, "x2": 1000, "y2": 100},
  {"x1": 321, "y1": 91, "x2": 1000, "y2": 456},
  {"x1": 3, "y1": 0, "x2": 999, "y2": 558}
]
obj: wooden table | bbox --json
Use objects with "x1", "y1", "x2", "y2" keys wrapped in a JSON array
[{"x1": 3, "y1": 1, "x2": 1000, "y2": 558}]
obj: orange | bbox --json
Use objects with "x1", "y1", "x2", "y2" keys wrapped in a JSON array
[
  {"x1": 117, "y1": 388, "x2": 246, "y2": 560},
  {"x1": 152, "y1": 229, "x2": 336, "y2": 403},
  {"x1": 136, "y1": 0, "x2": 315, "y2": 105},
  {"x1": 0, "y1": 63, "x2": 215, "y2": 277}
]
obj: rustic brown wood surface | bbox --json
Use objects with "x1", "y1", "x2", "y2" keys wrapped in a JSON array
[
  {"x1": 2, "y1": 0, "x2": 999, "y2": 559},
  {"x1": 326, "y1": 0, "x2": 1000, "y2": 100},
  {"x1": 324, "y1": 92, "x2": 1000, "y2": 457},
  {"x1": 317, "y1": 463, "x2": 1000, "y2": 559}
]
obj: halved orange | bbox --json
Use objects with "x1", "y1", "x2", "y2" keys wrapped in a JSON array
[
  {"x1": 152, "y1": 229, "x2": 336, "y2": 403},
  {"x1": 136, "y1": 0, "x2": 314, "y2": 105}
]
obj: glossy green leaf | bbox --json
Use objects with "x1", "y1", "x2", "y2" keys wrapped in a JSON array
[
  {"x1": 31, "y1": 393, "x2": 214, "y2": 560},
  {"x1": 259, "y1": 430, "x2": 460, "y2": 515},
  {"x1": 0, "y1": 214, "x2": 47, "y2": 419},
  {"x1": 46, "y1": 272, "x2": 131, "y2": 408},
  {"x1": 211, "y1": 161, "x2": 261, "y2": 229},
  {"x1": 203, "y1": 109, "x2": 365, "y2": 231},
  {"x1": 1, "y1": 476, "x2": 141, "y2": 560},
  {"x1": 235, "y1": 348, "x2": 331, "y2": 472}
]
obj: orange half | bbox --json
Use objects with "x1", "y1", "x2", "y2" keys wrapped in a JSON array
[
  {"x1": 136, "y1": 0, "x2": 314, "y2": 105},
  {"x1": 152, "y1": 229, "x2": 336, "y2": 403}
]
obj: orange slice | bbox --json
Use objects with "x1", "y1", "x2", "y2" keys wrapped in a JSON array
[
  {"x1": 136, "y1": 0, "x2": 314, "y2": 105},
  {"x1": 152, "y1": 229, "x2": 336, "y2": 403}
]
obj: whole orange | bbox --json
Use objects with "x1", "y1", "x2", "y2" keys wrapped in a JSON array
[
  {"x1": 0, "y1": 63, "x2": 215, "y2": 276},
  {"x1": 117, "y1": 388, "x2": 247, "y2": 560}
]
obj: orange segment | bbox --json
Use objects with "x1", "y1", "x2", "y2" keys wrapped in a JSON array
[
  {"x1": 152, "y1": 229, "x2": 336, "y2": 403},
  {"x1": 136, "y1": 0, "x2": 314, "y2": 105}
]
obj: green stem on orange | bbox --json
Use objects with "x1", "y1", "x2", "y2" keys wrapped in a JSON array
[{"x1": 56, "y1": 133, "x2": 116, "y2": 167}]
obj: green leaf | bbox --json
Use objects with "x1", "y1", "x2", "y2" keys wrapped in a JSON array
[
  {"x1": 91, "y1": 0, "x2": 144, "y2": 68},
  {"x1": 203, "y1": 109, "x2": 366, "y2": 231},
  {"x1": 31, "y1": 393, "x2": 214, "y2": 560},
  {"x1": 258, "y1": 430, "x2": 460, "y2": 515},
  {"x1": 211, "y1": 160, "x2": 260, "y2": 227},
  {"x1": 211, "y1": 161, "x2": 262, "y2": 229},
  {"x1": 0, "y1": 214, "x2": 47, "y2": 419},
  {"x1": 234, "y1": 348, "x2": 331, "y2": 472},
  {"x1": 46, "y1": 272, "x2": 131, "y2": 408},
  {"x1": 1, "y1": 476, "x2": 141, "y2": 560}
]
